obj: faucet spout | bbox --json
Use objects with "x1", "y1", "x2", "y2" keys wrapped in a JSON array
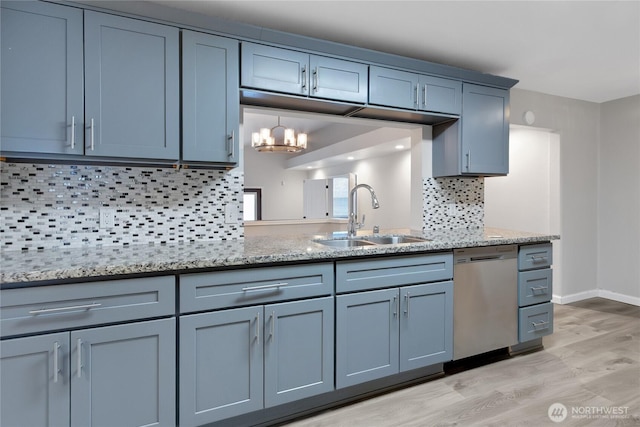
[{"x1": 348, "y1": 184, "x2": 380, "y2": 238}]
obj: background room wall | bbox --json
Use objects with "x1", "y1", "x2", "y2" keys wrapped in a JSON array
[{"x1": 598, "y1": 95, "x2": 640, "y2": 303}]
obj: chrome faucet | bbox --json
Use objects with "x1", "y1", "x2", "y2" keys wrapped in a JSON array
[{"x1": 348, "y1": 184, "x2": 380, "y2": 238}]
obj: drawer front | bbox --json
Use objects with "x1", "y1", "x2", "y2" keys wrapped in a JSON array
[
  {"x1": 336, "y1": 253, "x2": 453, "y2": 294},
  {"x1": 1, "y1": 276, "x2": 175, "y2": 338},
  {"x1": 519, "y1": 302, "x2": 554, "y2": 342},
  {"x1": 518, "y1": 268, "x2": 553, "y2": 307},
  {"x1": 180, "y1": 263, "x2": 334, "y2": 313},
  {"x1": 518, "y1": 243, "x2": 552, "y2": 270}
]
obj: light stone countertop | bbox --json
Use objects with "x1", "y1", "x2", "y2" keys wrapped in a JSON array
[{"x1": 0, "y1": 227, "x2": 559, "y2": 285}]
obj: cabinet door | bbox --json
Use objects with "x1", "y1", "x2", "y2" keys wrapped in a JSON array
[
  {"x1": 1, "y1": 1, "x2": 84, "y2": 155},
  {"x1": 461, "y1": 84, "x2": 509, "y2": 175},
  {"x1": 400, "y1": 281, "x2": 453, "y2": 372},
  {"x1": 264, "y1": 297, "x2": 334, "y2": 407},
  {"x1": 179, "y1": 307, "x2": 263, "y2": 427},
  {"x1": 71, "y1": 318, "x2": 176, "y2": 427},
  {"x1": 241, "y1": 42, "x2": 309, "y2": 95},
  {"x1": 336, "y1": 289, "x2": 400, "y2": 388},
  {"x1": 182, "y1": 31, "x2": 239, "y2": 165},
  {"x1": 1, "y1": 332, "x2": 70, "y2": 427},
  {"x1": 309, "y1": 55, "x2": 368, "y2": 103},
  {"x1": 418, "y1": 75, "x2": 462, "y2": 115},
  {"x1": 84, "y1": 11, "x2": 179, "y2": 160},
  {"x1": 369, "y1": 66, "x2": 418, "y2": 110}
]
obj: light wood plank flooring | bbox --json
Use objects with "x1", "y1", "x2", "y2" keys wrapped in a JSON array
[{"x1": 284, "y1": 298, "x2": 640, "y2": 426}]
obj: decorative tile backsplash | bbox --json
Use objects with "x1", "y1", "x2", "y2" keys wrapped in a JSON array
[
  {"x1": 1, "y1": 163, "x2": 243, "y2": 251},
  {"x1": 422, "y1": 177, "x2": 484, "y2": 230},
  {"x1": 1, "y1": 163, "x2": 484, "y2": 251}
]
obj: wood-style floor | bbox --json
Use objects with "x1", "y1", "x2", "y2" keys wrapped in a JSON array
[{"x1": 285, "y1": 298, "x2": 640, "y2": 426}]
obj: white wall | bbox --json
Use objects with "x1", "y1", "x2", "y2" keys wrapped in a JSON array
[
  {"x1": 598, "y1": 95, "x2": 640, "y2": 303},
  {"x1": 311, "y1": 149, "x2": 412, "y2": 230}
]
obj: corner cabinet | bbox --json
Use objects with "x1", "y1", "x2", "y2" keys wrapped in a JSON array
[
  {"x1": 335, "y1": 253, "x2": 453, "y2": 389},
  {"x1": 433, "y1": 84, "x2": 510, "y2": 177},
  {"x1": 182, "y1": 31, "x2": 239, "y2": 166},
  {"x1": 1, "y1": 1, "x2": 84, "y2": 155},
  {"x1": 241, "y1": 42, "x2": 368, "y2": 104},
  {"x1": 369, "y1": 66, "x2": 462, "y2": 115},
  {"x1": 84, "y1": 11, "x2": 179, "y2": 161}
]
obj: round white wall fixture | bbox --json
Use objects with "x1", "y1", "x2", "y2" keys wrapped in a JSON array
[{"x1": 523, "y1": 110, "x2": 536, "y2": 125}]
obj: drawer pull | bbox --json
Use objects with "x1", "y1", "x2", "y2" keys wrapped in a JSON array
[
  {"x1": 531, "y1": 286, "x2": 548, "y2": 293},
  {"x1": 530, "y1": 255, "x2": 548, "y2": 263},
  {"x1": 29, "y1": 302, "x2": 102, "y2": 315},
  {"x1": 531, "y1": 320, "x2": 550, "y2": 330},
  {"x1": 241, "y1": 282, "x2": 288, "y2": 292}
]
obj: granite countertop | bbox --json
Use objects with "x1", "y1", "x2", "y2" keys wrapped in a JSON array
[{"x1": 0, "y1": 227, "x2": 559, "y2": 285}]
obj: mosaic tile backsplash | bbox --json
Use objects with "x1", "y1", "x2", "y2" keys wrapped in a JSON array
[
  {"x1": 422, "y1": 177, "x2": 484, "y2": 230},
  {"x1": 1, "y1": 163, "x2": 243, "y2": 251}
]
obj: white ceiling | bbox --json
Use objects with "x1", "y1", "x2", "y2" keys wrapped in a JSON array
[{"x1": 151, "y1": 0, "x2": 640, "y2": 104}]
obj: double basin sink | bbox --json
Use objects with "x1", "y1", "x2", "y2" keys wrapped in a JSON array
[{"x1": 315, "y1": 234, "x2": 431, "y2": 248}]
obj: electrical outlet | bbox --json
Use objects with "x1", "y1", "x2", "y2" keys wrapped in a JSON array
[
  {"x1": 224, "y1": 204, "x2": 238, "y2": 224},
  {"x1": 99, "y1": 208, "x2": 115, "y2": 229},
  {"x1": 448, "y1": 203, "x2": 457, "y2": 217}
]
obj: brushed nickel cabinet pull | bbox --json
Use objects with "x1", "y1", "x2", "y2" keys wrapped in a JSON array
[{"x1": 29, "y1": 302, "x2": 102, "y2": 315}]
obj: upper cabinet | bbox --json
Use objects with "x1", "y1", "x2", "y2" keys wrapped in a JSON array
[
  {"x1": 1, "y1": 1, "x2": 84, "y2": 155},
  {"x1": 84, "y1": 11, "x2": 179, "y2": 161},
  {"x1": 182, "y1": 31, "x2": 239, "y2": 166},
  {"x1": 432, "y1": 84, "x2": 510, "y2": 177},
  {"x1": 369, "y1": 66, "x2": 462, "y2": 115},
  {"x1": 241, "y1": 42, "x2": 368, "y2": 104}
]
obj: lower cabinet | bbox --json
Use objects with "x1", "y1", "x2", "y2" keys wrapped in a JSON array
[
  {"x1": 0, "y1": 318, "x2": 176, "y2": 427},
  {"x1": 179, "y1": 296, "x2": 334, "y2": 427},
  {"x1": 336, "y1": 281, "x2": 453, "y2": 389}
]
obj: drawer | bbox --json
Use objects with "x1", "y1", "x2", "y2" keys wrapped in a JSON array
[
  {"x1": 180, "y1": 263, "x2": 334, "y2": 313},
  {"x1": 1, "y1": 276, "x2": 175, "y2": 338},
  {"x1": 518, "y1": 243, "x2": 552, "y2": 270},
  {"x1": 519, "y1": 302, "x2": 554, "y2": 342},
  {"x1": 518, "y1": 268, "x2": 553, "y2": 307},
  {"x1": 336, "y1": 252, "x2": 453, "y2": 294}
]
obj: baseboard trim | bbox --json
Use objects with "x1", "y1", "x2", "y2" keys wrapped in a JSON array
[{"x1": 553, "y1": 289, "x2": 640, "y2": 306}]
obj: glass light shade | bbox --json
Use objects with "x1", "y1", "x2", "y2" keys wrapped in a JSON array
[{"x1": 297, "y1": 133, "x2": 308, "y2": 149}]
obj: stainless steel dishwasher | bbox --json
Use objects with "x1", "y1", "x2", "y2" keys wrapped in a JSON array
[{"x1": 453, "y1": 245, "x2": 518, "y2": 360}]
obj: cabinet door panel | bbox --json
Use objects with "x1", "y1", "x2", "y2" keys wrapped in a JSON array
[
  {"x1": 310, "y1": 56, "x2": 368, "y2": 103},
  {"x1": 461, "y1": 84, "x2": 509, "y2": 175},
  {"x1": 241, "y1": 42, "x2": 309, "y2": 95},
  {"x1": 71, "y1": 318, "x2": 176, "y2": 427},
  {"x1": 180, "y1": 307, "x2": 263, "y2": 427},
  {"x1": 1, "y1": 1, "x2": 84, "y2": 155},
  {"x1": 1, "y1": 332, "x2": 70, "y2": 427},
  {"x1": 419, "y1": 75, "x2": 462, "y2": 115},
  {"x1": 336, "y1": 289, "x2": 399, "y2": 388},
  {"x1": 369, "y1": 66, "x2": 418, "y2": 110},
  {"x1": 182, "y1": 31, "x2": 239, "y2": 164},
  {"x1": 84, "y1": 11, "x2": 179, "y2": 160},
  {"x1": 400, "y1": 281, "x2": 453, "y2": 371},
  {"x1": 264, "y1": 297, "x2": 334, "y2": 407}
]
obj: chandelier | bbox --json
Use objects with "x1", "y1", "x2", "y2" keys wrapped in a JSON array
[{"x1": 251, "y1": 116, "x2": 308, "y2": 153}]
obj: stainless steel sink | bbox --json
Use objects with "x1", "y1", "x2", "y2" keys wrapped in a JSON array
[
  {"x1": 314, "y1": 239, "x2": 377, "y2": 248},
  {"x1": 362, "y1": 235, "x2": 431, "y2": 245},
  {"x1": 314, "y1": 234, "x2": 430, "y2": 247}
]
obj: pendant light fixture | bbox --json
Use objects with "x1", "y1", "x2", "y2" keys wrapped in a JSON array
[{"x1": 251, "y1": 116, "x2": 308, "y2": 153}]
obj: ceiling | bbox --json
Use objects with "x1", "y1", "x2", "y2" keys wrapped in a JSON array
[
  {"x1": 139, "y1": 0, "x2": 639, "y2": 167},
  {"x1": 150, "y1": 0, "x2": 640, "y2": 104}
]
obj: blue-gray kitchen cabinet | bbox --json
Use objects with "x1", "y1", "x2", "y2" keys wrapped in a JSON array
[
  {"x1": 369, "y1": 65, "x2": 462, "y2": 115},
  {"x1": 179, "y1": 297, "x2": 334, "y2": 426},
  {"x1": 84, "y1": 11, "x2": 179, "y2": 161},
  {"x1": 1, "y1": 1, "x2": 84, "y2": 156},
  {"x1": 182, "y1": 30, "x2": 239, "y2": 166},
  {"x1": 433, "y1": 83, "x2": 510, "y2": 176},
  {"x1": 241, "y1": 42, "x2": 368, "y2": 103},
  {"x1": 1, "y1": 332, "x2": 71, "y2": 427}
]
